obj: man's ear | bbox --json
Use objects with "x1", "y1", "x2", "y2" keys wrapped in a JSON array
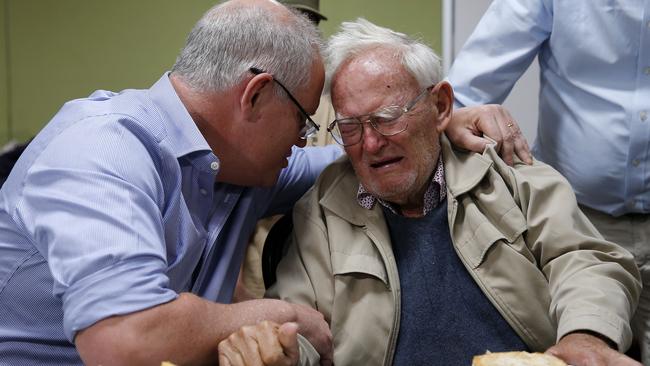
[
  {"x1": 241, "y1": 73, "x2": 274, "y2": 122},
  {"x1": 431, "y1": 81, "x2": 454, "y2": 133}
]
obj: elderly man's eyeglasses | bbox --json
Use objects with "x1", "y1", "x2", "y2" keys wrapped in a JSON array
[
  {"x1": 327, "y1": 87, "x2": 432, "y2": 146},
  {"x1": 249, "y1": 67, "x2": 320, "y2": 140}
]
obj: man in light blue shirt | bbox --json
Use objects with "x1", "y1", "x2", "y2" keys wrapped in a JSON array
[
  {"x1": 447, "y1": 0, "x2": 650, "y2": 362},
  {"x1": 0, "y1": 1, "x2": 341, "y2": 364}
]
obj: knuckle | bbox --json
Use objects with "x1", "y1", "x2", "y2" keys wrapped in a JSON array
[
  {"x1": 218, "y1": 340, "x2": 230, "y2": 353},
  {"x1": 262, "y1": 352, "x2": 282, "y2": 365},
  {"x1": 241, "y1": 326, "x2": 256, "y2": 337}
]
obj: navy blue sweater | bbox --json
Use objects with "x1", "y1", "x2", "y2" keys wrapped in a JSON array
[{"x1": 384, "y1": 199, "x2": 528, "y2": 366}]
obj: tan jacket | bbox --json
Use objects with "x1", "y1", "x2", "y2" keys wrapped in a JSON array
[{"x1": 267, "y1": 136, "x2": 641, "y2": 366}]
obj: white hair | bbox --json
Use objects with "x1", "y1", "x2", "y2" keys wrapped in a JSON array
[
  {"x1": 172, "y1": 1, "x2": 322, "y2": 94},
  {"x1": 324, "y1": 18, "x2": 441, "y2": 93}
]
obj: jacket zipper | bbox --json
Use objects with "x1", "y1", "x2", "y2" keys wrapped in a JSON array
[{"x1": 365, "y1": 227, "x2": 401, "y2": 366}]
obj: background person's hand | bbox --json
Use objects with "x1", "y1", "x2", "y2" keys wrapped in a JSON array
[
  {"x1": 446, "y1": 105, "x2": 533, "y2": 166},
  {"x1": 546, "y1": 332, "x2": 642, "y2": 366},
  {"x1": 218, "y1": 320, "x2": 300, "y2": 366}
]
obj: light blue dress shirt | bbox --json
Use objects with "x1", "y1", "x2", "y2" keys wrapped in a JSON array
[
  {"x1": 448, "y1": 0, "x2": 650, "y2": 216},
  {"x1": 0, "y1": 73, "x2": 341, "y2": 364}
]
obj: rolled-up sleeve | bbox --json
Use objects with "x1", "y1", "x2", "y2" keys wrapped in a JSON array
[{"x1": 14, "y1": 119, "x2": 178, "y2": 342}]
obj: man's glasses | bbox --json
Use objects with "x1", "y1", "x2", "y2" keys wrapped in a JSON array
[
  {"x1": 249, "y1": 67, "x2": 320, "y2": 140},
  {"x1": 327, "y1": 87, "x2": 432, "y2": 146}
]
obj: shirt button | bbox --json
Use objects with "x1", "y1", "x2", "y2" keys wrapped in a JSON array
[
  {"x1": 199, "y1": 188, "x2": 208, "y2": 196},
  {"x1": 641, "y1": 111, "x2": 648, "y2": 122},
  {"x1": 645, "y1": 67, "x2": 650, "y2": 75},
  {"x1": 210, "y1": 161, "x2": 220, "y2": 171},
  {"x1": 633, "y1": 159, "x2": 640, "y2": 167}
]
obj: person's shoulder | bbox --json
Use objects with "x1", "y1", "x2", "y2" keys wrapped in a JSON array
[
  {"x1": 294, "y1": 155, "x2": 354, "y2": 210},
  {"x1": 315, "y1": 155, "x2": 354, "y2": 192}
]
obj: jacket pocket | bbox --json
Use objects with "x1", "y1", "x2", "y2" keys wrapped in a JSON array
[
  {"x1": 456, "y1": 204, "x2": 528, "y2": 269},
  {"x1": 331, "y1": 251, "x2": 388, "y2": 285}
]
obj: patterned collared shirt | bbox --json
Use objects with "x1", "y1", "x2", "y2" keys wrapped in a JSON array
[{"x1": 357, "y1": 157, "x2": 446, "y2": 216}]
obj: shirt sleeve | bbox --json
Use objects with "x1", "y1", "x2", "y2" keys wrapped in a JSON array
[
  {"x1": 261, "y1": 144, "x2": 343, "y2": 217},
  {"x1": 447, "y1": 0, "x2": 553, "y2": 108},
  {"x1": 14, "y1": 118, "x2": 178, "y2": 342}
]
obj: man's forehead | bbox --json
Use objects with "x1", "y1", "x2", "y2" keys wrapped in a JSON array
[
  {"x1": 334, "y1": 52, "x2": 411, "y2": 91},
  {"x1": 333, "y1": 63, "x2": 415, "y2": 103}
]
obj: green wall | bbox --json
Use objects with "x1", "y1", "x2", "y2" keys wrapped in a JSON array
[
  {"x1": 1, "y1": 0, "x2": 9, "y2": 143},
  {"x1": 321, "y1": 1, "x2": 441, "y2": 53},
  {"x1": 0, "y1": 0, "x2": 441, "y2": 144}
]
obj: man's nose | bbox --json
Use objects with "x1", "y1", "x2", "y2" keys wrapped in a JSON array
[{"x1": 361, "y1": 123, "x2": 387, "y2": 153}]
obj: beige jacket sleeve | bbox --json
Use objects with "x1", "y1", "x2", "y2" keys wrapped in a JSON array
[{"x1": 490, "y1": 149, "x2": 641, "y2": 351}]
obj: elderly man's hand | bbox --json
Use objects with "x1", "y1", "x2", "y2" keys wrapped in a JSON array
[
  {"x1": 446, "y1": 105, "x2": 533, "y2": 166},
  {"x1": 546, "y1": 332, "x2": 642, "y2": 366},
  {"x1": 218, "y1": 320, "x2": 299, "y2": 366}
]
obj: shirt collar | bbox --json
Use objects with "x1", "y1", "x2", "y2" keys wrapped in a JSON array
[
  {"x1": 148, "y1": 72, "x2": 213, "y2": 159},
  {"x1": 357, "y1": 156, "x2": 446, "y2": 216}
]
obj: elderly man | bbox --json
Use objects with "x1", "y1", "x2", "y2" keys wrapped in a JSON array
[{"x1": 217, "y1": 19, "x2": 642, "y2": 366}]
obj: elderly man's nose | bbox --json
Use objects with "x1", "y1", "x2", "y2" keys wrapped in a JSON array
[{"x1": 362, "y1": 124, "x2": 387, "y2": 153}]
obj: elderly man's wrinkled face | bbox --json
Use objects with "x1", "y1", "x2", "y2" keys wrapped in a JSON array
[{"x1": 330, "y1": 49, "x2": 449, "y2": 208}]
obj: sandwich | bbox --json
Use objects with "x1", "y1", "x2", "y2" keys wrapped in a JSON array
[{"x1": 472, "y1": 351, "x2": 567, "y2": 366}]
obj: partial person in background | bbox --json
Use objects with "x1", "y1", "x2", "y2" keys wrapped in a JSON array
[
  {"x1": 218, "y1": 18, "x2": 641, "y2": 366},
  {"x1": 446, "y1": 0, "x2": 650, "y2": 362}
]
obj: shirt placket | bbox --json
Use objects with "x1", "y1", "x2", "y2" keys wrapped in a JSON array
[{"x1": 627, "y1": 1, "x2": 650, "y2": 212}]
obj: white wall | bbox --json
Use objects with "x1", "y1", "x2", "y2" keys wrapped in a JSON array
[{"x1": 443, "y1": 0, "x2": 539, "y2": 143}]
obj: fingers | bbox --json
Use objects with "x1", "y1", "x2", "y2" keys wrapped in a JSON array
[
  {"x1": 499, "y1": 107, "x2": 532, "y2": 165},
  {"x1": 233, "y1": 326, "x2": 266, "y2": 366},
  {"x1": 219, "y1": 321, "x2": 292, "y2": 366},
  {"x1": 218, "y1": 337, "x2": 249, "y2": 366},
  {"x1": 546, "y1": 332, "x2": 643, "y2": 366},
  {"x1": 254, "y1": 321, "x2": 297, "y2": 366},
  {"x1": 513, "y1": 136, "x2": 533, "y2": 164},
  {"x1": 448, "y1": 105, "x2": 533, "y2": 166},
  {"x1": 277, "y1": 322, "x2": 299, "y2": 362},
  {"x1": 457, "y1": 134, "x2": 493, "y2": 154}
]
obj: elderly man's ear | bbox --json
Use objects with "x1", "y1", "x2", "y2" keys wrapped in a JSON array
[{"x1": 430, "y1": 81, "x2": 454, "y2": 132}]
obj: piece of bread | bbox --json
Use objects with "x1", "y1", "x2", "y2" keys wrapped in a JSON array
[{"x1": 472, "y1": 351, "x2": 567, "y2": 366}]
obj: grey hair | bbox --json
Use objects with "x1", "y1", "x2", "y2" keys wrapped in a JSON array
[
  {"x1": 324, "y1": 18, "x2": 441, "y2": 93},
  {"x1": 172, "y1": 1, "x2": 322, "y2": 94}
]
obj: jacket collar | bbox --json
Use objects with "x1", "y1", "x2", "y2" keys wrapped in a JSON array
[{"x1": 440, "y1": 134, "x2": 494, "y2": 198}]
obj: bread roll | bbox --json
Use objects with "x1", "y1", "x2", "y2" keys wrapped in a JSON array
[{"x1": 472, "y1": 351, "x2": 567, "y2": 366}]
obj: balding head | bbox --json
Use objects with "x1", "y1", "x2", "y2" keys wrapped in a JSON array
[
  {"x1": 172, "y1": 0, "x2": 323, "y2": 95},
  {"x1": 216, "y1": 0, "x2": 286, "y2": 16}
]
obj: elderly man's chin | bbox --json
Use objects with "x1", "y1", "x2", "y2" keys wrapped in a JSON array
[{"x1": 361, "y1": 170, "x2": 419, "y2": 204}]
